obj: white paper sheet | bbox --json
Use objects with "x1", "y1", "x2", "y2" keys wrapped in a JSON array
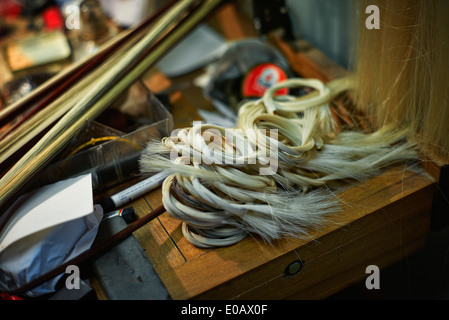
[
  {"x1": 0, "y1": 174, "x2": 94, "y2": 253},
  {"x1": 0, "y1": 174, "x2": 103, "y2": 297}
]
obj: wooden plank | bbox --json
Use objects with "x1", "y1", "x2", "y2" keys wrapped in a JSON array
[
  {"x1": 269, "y1": 35, "x2": 349, "y2": 83},
  {"x1": 135, "y1": 199, "x2": 185, "y2": 273},
  {"x1": 421, "y1": 152, "x2": 449, "y2": 229},
  {"x1": 89, "y1": 3, "x2": 437, "y2": 299},
  {"x1": 143, "y1": 166, "x2": 433, "y2": 299},
  {"x1": 144, "y1": 188, "x2": 210, "y2": 262},
  {"x1": 211, "y1": 2, "x2": 258, "y2": 40},
  {"x1": 213, "y1": 3, "x2": 248, "y2": 40}
]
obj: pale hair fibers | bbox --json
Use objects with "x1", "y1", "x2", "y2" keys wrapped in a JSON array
[{"x1": 354, "y1": 0, "x2": 449, "y2": 161}]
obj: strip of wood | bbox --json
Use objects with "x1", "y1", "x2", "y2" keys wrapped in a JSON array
[{"x1": 135, "y1": 166, "x2": 433, "y2": 299}]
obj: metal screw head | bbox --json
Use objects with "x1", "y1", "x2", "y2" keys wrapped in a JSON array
[{"x1": 284, "y1": 260, "x2": 304, "y2": 277}]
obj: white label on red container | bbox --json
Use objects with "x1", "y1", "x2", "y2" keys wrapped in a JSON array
[{"x1": 242, "y1": 63, "x2": 288, "y2": 98}]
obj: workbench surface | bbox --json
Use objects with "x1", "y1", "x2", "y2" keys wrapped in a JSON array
[
  {"x1": 101, "y1": 164, "x2": 433, "y2": 300},
  {"x1": 0, "y1": 4, "x2": 437, "y2": 300},
  {"x1": 91, "y1": 47, "x2": 435, "y2": 299},
  {"x1": 92, "y1": 4, "x2": 436, "y2": 300}
]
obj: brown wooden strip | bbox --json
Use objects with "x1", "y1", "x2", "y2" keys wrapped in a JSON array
[
  {"x1": 242, "y1": 187, "x2": 432, "y2": 299},
  {"x1": 145, "y1": 187, "x2": 213, "y2": 262},
  {"x1": 153, "y1": 168, "x2": 433, "y2": 299}
]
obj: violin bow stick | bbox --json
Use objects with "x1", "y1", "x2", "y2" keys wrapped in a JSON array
[
  {"x1": 0, "y1": 0, "x2": 195, "y2": 174},
  {"x1": 0, "y1": 0, "x2": 179, "y2": 131},
  {"x1": 7, "y1": 205, "x2": 166, "y2": 297},
  {"x1": 0, "y1": 0, "x2": 226, "y2": 211},
  {"x1": 4, "y1": 0, "x2": 228, "y2": 295}
]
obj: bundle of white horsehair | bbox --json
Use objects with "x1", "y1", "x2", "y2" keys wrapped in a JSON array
[
  {"x1": 354, "y1": 0, "x2": 449, "y2": 161},
  {"x1": 140, "y1": 76, "x2": 420, "y2": 248},
  {"x1": 0, "y1": 0, "x2": 225, "y2": 211},
  {"x1": 141, "y1": 0, "x2": 449, "y2": 248}
]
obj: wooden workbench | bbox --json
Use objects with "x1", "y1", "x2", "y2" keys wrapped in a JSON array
[
  {"x1": 0, "y1": 3, "x2": 437, "y2": 300},
  {"x1": 90, "y1": 31, "x2": 436, "y2": 301},
  {"x1": 87, "y1": 3, "x2": 438, "y2": 300},
  {"x1": 91, "y1": 70, "x2": 436, "y2": 300},
  {"x1": 124, "y1": 164, "x2": 433, "y2": 300}
]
